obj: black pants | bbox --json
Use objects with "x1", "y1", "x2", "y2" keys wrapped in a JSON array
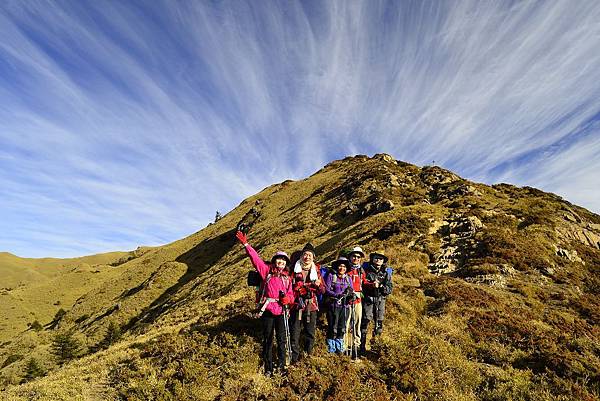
[
  {"x1": 290, "y1": 309, "x2": 317, "y2": 362},
  {"x1": 326, "y1": 307, "x2": 347, "y2": 340},
  {"x1": 261, "y1": 311, "x2": 287, "y2": 372},
  {"x1": 360, "y1": 296, "x2": 386, "y2": 351}
]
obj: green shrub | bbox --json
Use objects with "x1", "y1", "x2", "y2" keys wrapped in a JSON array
[
  {"x1": 28, "y1": 320, "x2": 44, "y2": 331},
  {"x1": 21, "y1": 358, "x2": 46, "y2": 383},
  {"x1": 51, "y1": 329, "x2": 83, "y2": 365},
  {"x1": 97, "y1": 320, "x2": 122, "y2": 350}
]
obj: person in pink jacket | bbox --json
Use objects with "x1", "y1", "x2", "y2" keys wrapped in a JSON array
[{"x1": 236, "y1": 231, "x2": 293, "y2": 375}]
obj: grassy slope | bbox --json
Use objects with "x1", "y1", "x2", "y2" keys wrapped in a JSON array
[
  {"x1": 0, "y1": 252, "x2": 129, "y2": 344},
  {"x1": 2, "y1": 154, "x2": 600, "y2": 400}
]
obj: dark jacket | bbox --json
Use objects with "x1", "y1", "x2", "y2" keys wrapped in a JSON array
[{"x1": 361, "y1": 262, "x2": 393, "y2": 298}]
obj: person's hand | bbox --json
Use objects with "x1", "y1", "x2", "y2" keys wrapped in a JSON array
[
  {"x1": 236, "y1": 231, "x2": 248, "y2": 245},
  {"x1": 375, "y1": 280, "x2": 380, "y2": 288},
  {"x1": 279, "y1": 292, "x2": 293, "y2": 305},
  {"x1": 315, "y1": 278, "x2": 321, "y2": 285}
]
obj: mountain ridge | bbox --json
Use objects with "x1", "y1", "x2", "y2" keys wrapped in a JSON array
[{"x1": 2, "y1": 154, "x2": 599, "y2": 400}]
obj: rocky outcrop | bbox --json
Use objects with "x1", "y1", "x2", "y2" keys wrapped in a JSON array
[
  {"x1": 361, "y1": 198, "x2": 394, "y2": 216},
  {"x1": 554, "y1": 245, "x2": 584, "y2": 264},
  {"x1": 556, "y1": 224, "x2": 600, "y2": 249},
  {"x1": 428, "y1": 215, "x2": 484, "y2": 274},
  {"x1": 433, "y1": 184, "x2": 483, "y2": 202},
  {"x1": 237, "y1": 200, "x2": 263, "y2": 233},
  {"x1": 419, "y1": 166, "x2": 461, "y2": 187},
  {"x1": 464, "y1": 264, "x2": 517, "y2": 288}
]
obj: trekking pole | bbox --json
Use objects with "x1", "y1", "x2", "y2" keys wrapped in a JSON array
[
  {"x1": 373, "y1": 292, "x2": 379, "y2": 338},
  {"x1": 283, "y1": 305, "x2": 292, "y2": 366},
  {"x1": 345, "y1": 292, "x2": 354, "y2": 357},
  {"x1": 350, "y1": 302, "x2": 356, "y2": 358}
]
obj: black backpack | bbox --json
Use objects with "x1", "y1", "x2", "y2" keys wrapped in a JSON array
[{"x1": 247, "y1": 270, "x2": 262, "y2": 287}]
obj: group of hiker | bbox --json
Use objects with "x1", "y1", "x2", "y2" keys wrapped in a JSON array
[{"x1": 235, "y1": 230, "x2": 393, "y2": 375}]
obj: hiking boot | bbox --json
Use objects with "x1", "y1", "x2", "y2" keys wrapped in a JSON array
[{"x1": 374, "y1": 321, "x2": 383, "y2": 336}]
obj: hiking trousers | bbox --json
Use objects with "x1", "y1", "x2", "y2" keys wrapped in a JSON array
[
  {"x1": 261, "y1": 311, "x2": 287, "y2": 373},
  {"x1": 326, "y1": 306, "x2": 348, "y2": 353},
  {"x1": 345, "y1": 302, "x2": 362, "y2": 350},
  {"x1": 360, "y1": 296, "x2": 386, "y2": 352},
  {"x1": 290, "y1": 309, "x2": 317, "y2": 362}
]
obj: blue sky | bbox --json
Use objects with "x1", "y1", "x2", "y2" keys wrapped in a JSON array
[{"x1": 1, "y1": 1, "x2": 599, "y2": 258}]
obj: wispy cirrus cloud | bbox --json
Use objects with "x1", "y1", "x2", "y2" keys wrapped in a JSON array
[{"x1": 0, "y1": 0, "x2": 599, "y2": 257}]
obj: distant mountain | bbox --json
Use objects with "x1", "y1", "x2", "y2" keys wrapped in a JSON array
[
  {"x1": 2, "y1": 154, "x2": 599, "y2": 400},
  {"x1": 0, "y1": 251, "x2": 130, "y2": 345}
]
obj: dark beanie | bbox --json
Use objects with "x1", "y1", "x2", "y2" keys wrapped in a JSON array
[{"x1": 302, "y1": 242, "x2": 316, "y2": 256}]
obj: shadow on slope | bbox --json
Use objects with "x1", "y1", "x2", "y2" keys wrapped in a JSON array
[{"x1": 125, "y1": 228, "x2": 237, "y2": 330}]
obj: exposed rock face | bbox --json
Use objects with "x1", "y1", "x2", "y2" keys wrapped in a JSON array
[
  {"x1": 556, "y1": 223, "x2": 600, "y2": 249},
  {"x1": 554, "y1": 245, "x2": 584, "y2": 264},
  {"x1": 374, "y1": 153, "x2": 396, "y2": 163},
  {"x1": 433, "y1": 184, "x2": 483, "y2": 202},
  {"x1": 464, "y1": 264, "x2": 517, "y2": 288},
  {"x1": 428, "y1": 215, "x2": 484, "y2": 274},
  {"x1": 419, "y1": 166, "x2": 461, "y2": 187},
  {"x1": 237, "y1": 200, "x2": 263, "y2": 232}
]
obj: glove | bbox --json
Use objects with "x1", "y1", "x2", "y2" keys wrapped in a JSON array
[
  {"x1": 236, "y1": 231, "x2": 248, "y2": 245},
  {"x1": 279, "y1": 291, "x2": 292, "y2": 305},
  {"x1": 297, "y1": 286, "x2": 308, "y2": 296}
]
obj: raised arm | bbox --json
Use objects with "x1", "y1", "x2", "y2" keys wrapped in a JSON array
[{"x1": 236, "y1": 231, "x2": 269, "y2": 279}]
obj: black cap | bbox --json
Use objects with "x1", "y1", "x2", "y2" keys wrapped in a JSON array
[
  {"x1": 332, "y1": 257, "x2": 350, "y2": 270},
  {"x1": 302, "y1": 242, "x2": 316, "y2": 256}
]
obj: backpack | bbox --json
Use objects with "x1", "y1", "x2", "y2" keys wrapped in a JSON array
[
  {"x1": 317, "y1": 265, "x2": 332, "y2": 307},
  {"x1": 382, "y1": 267, "x2": 393, "y2": 296},
  {"x1": 247, "y1": 270, "x2": 262, "y2": 287}
]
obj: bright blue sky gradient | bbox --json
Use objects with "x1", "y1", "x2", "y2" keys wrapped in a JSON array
[{"x1": 1, "y1": 1, "x2": 599, "y2": 257}]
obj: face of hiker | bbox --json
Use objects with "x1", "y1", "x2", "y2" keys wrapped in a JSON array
[
  {"x1": 372, "y1": 256, "x2": 384, "y2": 268},
  {"x1": 350, "y1": 254, "x2": 362, "y2": 266},
  {"x1": 337, "y1": 264, "x2": 347, "y2": 275},
  {"x1": 273, "y1": 258, "x2": 287, "y2": 272},
  {"x1": 302, "y1": 251, "x2": 314, "y2": 264}
]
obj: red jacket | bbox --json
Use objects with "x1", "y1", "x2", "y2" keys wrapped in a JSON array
[
  {"x1": 347, "y1": 265, "x2": 363, "y2": 304},
  {"x1": 292, "y1": 263, "x2": 325, "y2": 312}
]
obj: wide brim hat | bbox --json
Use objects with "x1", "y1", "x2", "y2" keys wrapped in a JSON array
[
  {"x1": 369, "y1": 251, "x2": 388, "y2": 264},
  {"x1": 332, "y1": 257, "x2": 351, "y2": 270},
  {"x1": 271, "y1": 251, "x2": 291, "y2": 266},
  {"x1": 348, "y1": 246, "x2": 365, "y2": 258}
]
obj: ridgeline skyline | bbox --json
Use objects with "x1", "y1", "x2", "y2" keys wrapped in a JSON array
[{"x1": 1, "y1": 1, "x2": 599, "y2": 257}]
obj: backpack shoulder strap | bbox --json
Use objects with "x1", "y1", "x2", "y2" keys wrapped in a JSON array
[
  {"x1": 282, "y1": 274, "x2": 290, "y2": 289},
  {"x1": 259, "y1": 274, "x2": 272, "y2": 301}
]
